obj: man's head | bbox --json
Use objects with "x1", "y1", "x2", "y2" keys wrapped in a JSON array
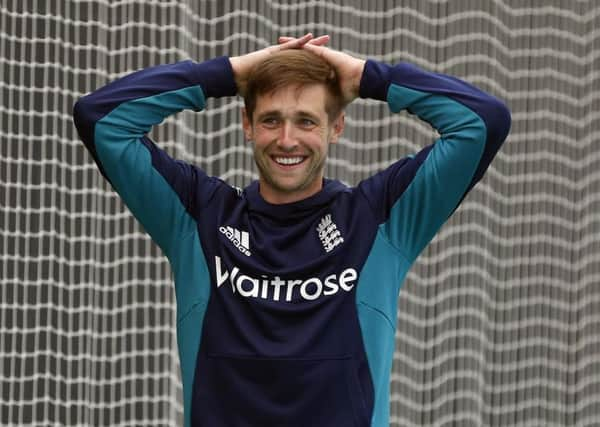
[
  {"x1": 243, "y1": 49, "x2": 345, "y2": 122},
  {"x1": 241, "y1": 49, "x2": 346, "y2": 204}
]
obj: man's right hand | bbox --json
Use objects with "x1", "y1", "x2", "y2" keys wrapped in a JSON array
[{"x1": 229, "y1": 33, "x2": 329, "y2": 97}]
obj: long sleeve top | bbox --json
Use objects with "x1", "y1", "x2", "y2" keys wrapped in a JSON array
[{"x1": 73, "y1": 56, "x2": 511, "y2": 427}]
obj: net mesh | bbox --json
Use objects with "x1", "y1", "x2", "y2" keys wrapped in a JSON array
[{"x1": 1, "y1": 1, "x2": 600, "y2": 425}]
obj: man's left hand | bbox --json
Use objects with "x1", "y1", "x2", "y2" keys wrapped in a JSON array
[{"x1": 279, "y1": 35, "x2": 366, "y2": 105}]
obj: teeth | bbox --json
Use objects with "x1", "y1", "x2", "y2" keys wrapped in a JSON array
[{"x1": 275, "y1": 157, "x2": 303, "y2": 165}]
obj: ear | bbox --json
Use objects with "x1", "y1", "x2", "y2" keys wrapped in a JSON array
[
  {"x1": 241, "y1": 108, "x2": 254, "y2": 141},
  {"x1": 329, "y1": 112, "x2": 345, "y2": 144}
]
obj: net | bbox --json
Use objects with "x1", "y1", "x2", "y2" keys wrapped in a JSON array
[{"x1": 1, "y1": 1, "x2": 599, "y2": 425}]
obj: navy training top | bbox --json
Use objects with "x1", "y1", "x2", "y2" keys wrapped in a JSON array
[{"x1": 73, "y1": 56, "x2": 511, "y2": 427}]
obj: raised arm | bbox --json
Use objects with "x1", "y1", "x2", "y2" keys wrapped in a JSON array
[
  {"x1": 72, "y1": 34, "x2": 325, "y2": 257},
  {"x1": 73, "y1": 57, "x2": 237, "y2": 256},
  {"x1": 302, "y1": 41, "x2": 511, "y2": 262},
  {"x1": 359, "y1": 59, "x2": 511, "y2": 262}
]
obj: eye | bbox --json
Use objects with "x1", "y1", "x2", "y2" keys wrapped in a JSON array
[
  {"x1": 298, "y1": 117, "x2": 317, "y2": 128},
  {"x1": 261, "y1": 117, "x2": 279, "y2": 128}
]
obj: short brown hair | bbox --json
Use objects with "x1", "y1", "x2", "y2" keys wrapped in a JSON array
[{"x1": 244, "y1": 49, "x2": 344, "y2": 122}]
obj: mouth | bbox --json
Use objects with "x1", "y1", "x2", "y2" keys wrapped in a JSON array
[{"x1": 271, "y1": 156, "x2": 307, "y2": 167}]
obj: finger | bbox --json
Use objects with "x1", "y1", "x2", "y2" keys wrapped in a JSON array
[
  {"x1": 309, "y1": 35, "x2": 329, "y2": 46},
  {"x1": 301, "y1": 43, "x2": 342, "y2": 68},
  {"x1": 277, "y1": 33, "x2": 312, "y2": 49},
  {"x1": 301, "y1": 42, "x2": 327, "y2": 57},
  {"x1": 279, "y1": 34, "x2": 328, "y2": 46}
]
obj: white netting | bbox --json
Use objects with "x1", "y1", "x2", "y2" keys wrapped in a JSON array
[{"x1": 1, "y1": 1, "x2": 600, "y2": 426}]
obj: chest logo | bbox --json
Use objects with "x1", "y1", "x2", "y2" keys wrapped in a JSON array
[
  {"x1": 214, "y1": 256, "x2": 357, "y2": 302},
  {"x1": 317, "y1": 214, "x2": 344, "y2": 253},
  {"x1": 219, "y1": 226, "x2": 251, "y2": 257}
]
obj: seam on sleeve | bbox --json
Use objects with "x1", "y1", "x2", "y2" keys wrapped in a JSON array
[
  {"x1": 177, "y1": 298, "x2": 208, "y2": 324},
  {"x1": 357, "y1": 300, "x2": 396, "y2": 332},
  {"x1": 375, "y1": 225, "x2": 413, "y2": 266}
]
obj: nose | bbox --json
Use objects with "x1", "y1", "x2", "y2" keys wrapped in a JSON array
[{"x1": 276, "y1": 121, "x2": 298, "y2": 151}]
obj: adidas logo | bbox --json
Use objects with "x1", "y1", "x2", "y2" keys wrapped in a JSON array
[
  {"x1": 219, "y1": 226, "x2": 251, "y2": 257},
  {"x1": 316, "y1": 214, "x2": 344, "y2": 253}
]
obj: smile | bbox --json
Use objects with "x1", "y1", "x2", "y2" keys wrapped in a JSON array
[{"x1": 273, "y1": 156, "x2": 305, "y2": 166}]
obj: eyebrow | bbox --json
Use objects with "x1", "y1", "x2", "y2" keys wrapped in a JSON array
[
  {"x1": 256, "y1": 110, "x2": 321, "y2": 121},
  {"x1": 255, "y1": 110, "x2": 282, "y2": 121}
]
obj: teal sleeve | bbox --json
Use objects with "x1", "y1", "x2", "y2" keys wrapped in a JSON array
[
  {"x1": 384, "y1": 83, "x2": 487, "y2": 262},
  {"x1": 358, "y1": 60, "x2": 510, "y2": 262},
  {"x1": 73, "y1": 57, "x2": 237, "y2": 257}
]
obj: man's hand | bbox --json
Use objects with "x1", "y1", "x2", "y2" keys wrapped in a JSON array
[
  {"x1": 229, "y1": 33, "x2": 329, "y2": 97},
  {"x1": 279, "y1": 36, "x2": 366, "y2": 105}
]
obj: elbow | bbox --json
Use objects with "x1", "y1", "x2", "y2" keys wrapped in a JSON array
[
  {"x1": 72, "y1": 95, "x2": 101, "y2": 151},
  {"x1": 72, "y1": 95, "x2": 93, "y2": 130},
  {"x1": 487, "y1": 98, "x2": 512, "y2": 147}
]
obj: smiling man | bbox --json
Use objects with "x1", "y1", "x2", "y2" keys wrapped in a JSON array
[
  {"x1": 244, "y1": 81, "x2": 341, "y2": 204},
  {"x1": 239, "y1": 48, "x2": 348, "y2": 204},
  {"x1": 73, "y1": 34, "x2": 510, "y2": 427}
]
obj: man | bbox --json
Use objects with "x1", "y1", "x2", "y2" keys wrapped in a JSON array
[{"x1": 73, "y1": 34, "x2": 510, "y2": 427}]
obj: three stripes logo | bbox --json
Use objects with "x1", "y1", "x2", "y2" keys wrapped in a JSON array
[{"x1": 219, "y1": 226, "x2": 251, "y2": 257}]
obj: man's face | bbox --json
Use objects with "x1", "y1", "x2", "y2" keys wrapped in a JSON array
[{"x1": 242, "y1": 84, "x2": 344, "y2": 204}]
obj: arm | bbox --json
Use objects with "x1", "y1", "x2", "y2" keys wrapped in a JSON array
[
  {"x1": 302, "y1": 41, "x2": 511, "y2": 262},
  {"x1": 73, "y1": 57, "x2": 237, "y2": 256},
  {"x1": 358, "y1": 60, "x2": 511, "y2": 262},
  {"x1": 72, "y1": 34, "x2": 323, "y2": 257}
]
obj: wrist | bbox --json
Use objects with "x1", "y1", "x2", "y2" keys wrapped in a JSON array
[
  {"x1": 228, "y1": 56, "x2": 246, "y2": 96},
  {"x1": 351, "y1": 59, "x2": 367, "y2": 101},
  {"x1": 358, "y1": 59, "x2": 391, "y2": 101},
  {"x1": 228, "y1": 56, "x2": 241, "y2": 75},
  {"x1": 193, "y1": 57, "x2": 238, "y2": 99}
]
